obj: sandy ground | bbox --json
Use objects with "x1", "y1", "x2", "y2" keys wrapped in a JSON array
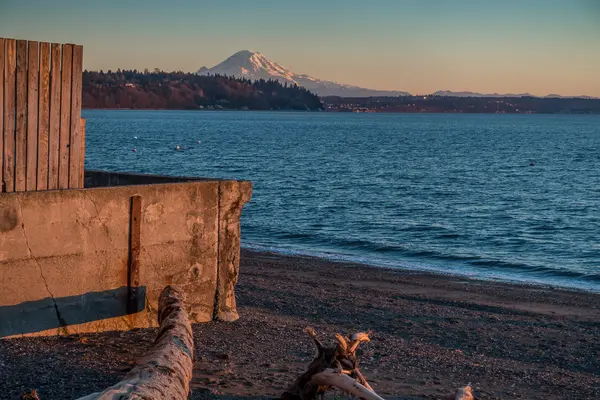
[{"x1": 1, "y1": 249, "x2": 600, "y2": 399}]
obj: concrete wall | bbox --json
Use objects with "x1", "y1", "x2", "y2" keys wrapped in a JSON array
[{"x1": 0, "y1": 175, "x2": 251, "y2": 338}]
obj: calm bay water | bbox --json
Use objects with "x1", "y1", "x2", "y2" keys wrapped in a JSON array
[{"x1": 83, "y1": 110, "x2": 600, "y2": 291}]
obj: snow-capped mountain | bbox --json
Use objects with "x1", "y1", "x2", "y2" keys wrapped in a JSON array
[
  {"x1": 197, "y1": 50, "x2": 410, "y2": 97},
  {"x1": 197, "y1": 51, "x2": 597, "y2": 99}
]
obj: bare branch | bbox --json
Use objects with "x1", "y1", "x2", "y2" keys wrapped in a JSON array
[
  {"x1": 348, "y1": 331, "x2": 372, "y2": 353},
  {"x1": 350, "y1": 331, "x2": 372, "y2": 342},
  {"x1": 353, "y1": 368, "x2": 375, "y2": 392},
  {"x1": 311, "y1": 369, "x2": 385, "y2": 400},
  {"x1": 334, "y1": 333, "x2": 349, "y2": 353},
  {"x1": 305, "y1": 327, "x2": 325, "y2": 355},
  {"x1": 455, "y1": 385, "x2": 474, "y2": 400}
]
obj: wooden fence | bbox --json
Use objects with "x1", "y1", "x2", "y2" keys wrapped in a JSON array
[{"x1": 1, "y1": 37, "x2": 85, "y2": 192}]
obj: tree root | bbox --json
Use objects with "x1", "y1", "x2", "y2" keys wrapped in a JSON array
[
  {"x1": 280, "y1": 327, "x2": 377, "y2": 400},
  {"x1": 282, "y1": 327, "x2": 474, "y2": 400}
]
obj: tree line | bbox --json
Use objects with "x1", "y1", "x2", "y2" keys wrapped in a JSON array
[{"x1": 82, "y1": 69, "x2": 323, "y2": 111}]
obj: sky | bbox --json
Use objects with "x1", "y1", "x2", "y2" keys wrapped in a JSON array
[{"x1": 1, "y1": 0, "x2": 599, "y2": 96}]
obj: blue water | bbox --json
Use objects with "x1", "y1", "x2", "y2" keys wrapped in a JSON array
[{"x1": 83, "y1": 110, "x2": 600, "y2": 291}]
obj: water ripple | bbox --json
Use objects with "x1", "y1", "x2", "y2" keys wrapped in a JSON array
[{"x1": 83, "y1": 110, "x2": 600, "y2": 292}]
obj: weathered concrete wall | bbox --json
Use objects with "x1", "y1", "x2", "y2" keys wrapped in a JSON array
[{"x1": 0, "y1": 177, "x2": 251, "y2": 338}]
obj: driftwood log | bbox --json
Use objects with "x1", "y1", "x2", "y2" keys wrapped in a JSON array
[
  {"x1": 76, "y1": 285, "x2": 194, "y2": 400},
  {"x1": 20, "y1": 294, "x2": 475, "y2": 400},
  {"x1": 281, "y1": 328, "x2": 474, "y2": 400}
]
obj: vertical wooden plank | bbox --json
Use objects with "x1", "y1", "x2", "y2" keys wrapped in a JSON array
[
  {"x1": 58, "y1": 44, "x2": 73, "y2": 189},
  {"x1": 0, "y1": 38, "x2": 4, "y2": 192},
  {"x1": 37, "y1": 42, "x2": 50, "y2": 190},
  {"x1": 48, "y1": 43, "x2": 60, "y2": 189},
  {"x1": 15, "y1": 40, "x2": 27, "y2": 192},
  {"x1": 68, "y1": 45, "x2": 83, "y2": 188},
  {"x1": 79, "y1": 118, "x2": 86, "y2": 188},
  {"x1": 26, "y1": 41, "x2": 39, "y2": 191},
  {"x1": 128, "y1": 195, "x2": 142, "y2": 314},
  {"x1": 3, "y1": 39, "x2": 16, "y2": 192}
]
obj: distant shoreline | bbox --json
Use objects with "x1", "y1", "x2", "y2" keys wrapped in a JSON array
[
  {"x1": 82, "y1": 107, "x2": 600, "y2": 115},
  {"x1": 82, "y1": 108, "x2": 320, "y2": 112}
]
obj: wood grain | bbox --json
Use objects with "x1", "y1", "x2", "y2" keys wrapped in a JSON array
[
  {"x1": 58, "y1": 43, "x2": 73, "y2": 189},
  {"x1": 3, "y1": 39, "x2": 15, "y2": 192},
  {"x1": 76, "y1": 286, "x2": 194, "y2": 400},
  {"x1": 37, "y1": 42, "x2": 50, "y2": 190},
  {"x1": 79, "y1": 118, "x2": 86, "y2": 187},
  {"x1": 14, "y1": 40, "x2": 27, "y2": 192},
  {"x1": 26, "y1": 41, "x2": 39, "y2": 190},
  {"x1": 68, "y1": 45, "x2": 83, "y2": 188},
  {"x1": 48, "y1": 43, "x2": 61, "y2": 189}
]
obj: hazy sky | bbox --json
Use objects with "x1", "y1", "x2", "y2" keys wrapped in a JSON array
[{"x1": 1, "y1": 0, "x2": 599, "y2": 96}]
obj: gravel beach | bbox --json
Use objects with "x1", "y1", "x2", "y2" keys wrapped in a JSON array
[{"x1": 1, "y1": 249, "x2": 599, "y2": 399}]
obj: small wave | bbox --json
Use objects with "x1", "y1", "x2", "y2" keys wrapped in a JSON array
[
  {"x1": 436, "y1": 233, "x2": 462, "y2": 239},
  {"x1": 406, "y1": 251, "x2": 482, "y2": 263},
  {"x1": 241, "y1": 242, "x2": 600, "y2": 292},
  {"x1": 537, "y1": 268, "x2": 600, "y2": 282},
  {"x1": 399, "y1": 225, "x2": 449, "y2": 232},
  {"x1": 373, "y1": 244, "x2": 404, "y2": 253},
  {"x1": 470, "y1": 259, "x2": 531, "y2": 271},
  {"x1": 528, "y1": 224, "x2": 558, "y2": 232},
  {"x1": 277, "y1": 232, "x2": 313, "y2": 240},
  {"x1": 582, "y1": 274, "x2": 600, "y2": 282}
]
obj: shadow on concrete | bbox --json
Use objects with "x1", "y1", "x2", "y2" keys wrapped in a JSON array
[
  {"x1": 0, "y1": 286, "x2": 146, "y2": 337},
  {"x1": 85, "y1": 169, "x2": 220, "y2": 188}
]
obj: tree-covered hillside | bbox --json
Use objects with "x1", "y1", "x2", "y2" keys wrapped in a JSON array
[{"x1": 82, "y1": 70, "x2": 323, "y2": 111}]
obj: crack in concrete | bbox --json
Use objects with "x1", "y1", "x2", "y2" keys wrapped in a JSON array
[
  {"x1": 87, "y1": 193, "x2": 101, "y2": 217},
  {"x1": 15, "y1": 197, "x2": 68, "y2": 333},
  {"x1": 79, "y1": 194, "x2": 101, "y2": 253},
  {"x1": 86, "y1": 193, "x2": 108, "y2": 230},
  {"x1": 85, "y1": 192, "x2": 112, "y2": 252}
]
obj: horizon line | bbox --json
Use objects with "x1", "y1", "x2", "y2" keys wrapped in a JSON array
[{"x1": 82, "y1": 68, "x2": 599, "y2": 99}]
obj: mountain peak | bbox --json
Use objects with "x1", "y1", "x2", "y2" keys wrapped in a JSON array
[
  {"x1": 199, "y1": 50, "x2": 297, "y2": 84},
  {"x1": 197, "y1": 50, "x2": 411, "y2": 97},
  {"x1": 229, "y1": 50, "x2": 259, "y2": 59}
]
